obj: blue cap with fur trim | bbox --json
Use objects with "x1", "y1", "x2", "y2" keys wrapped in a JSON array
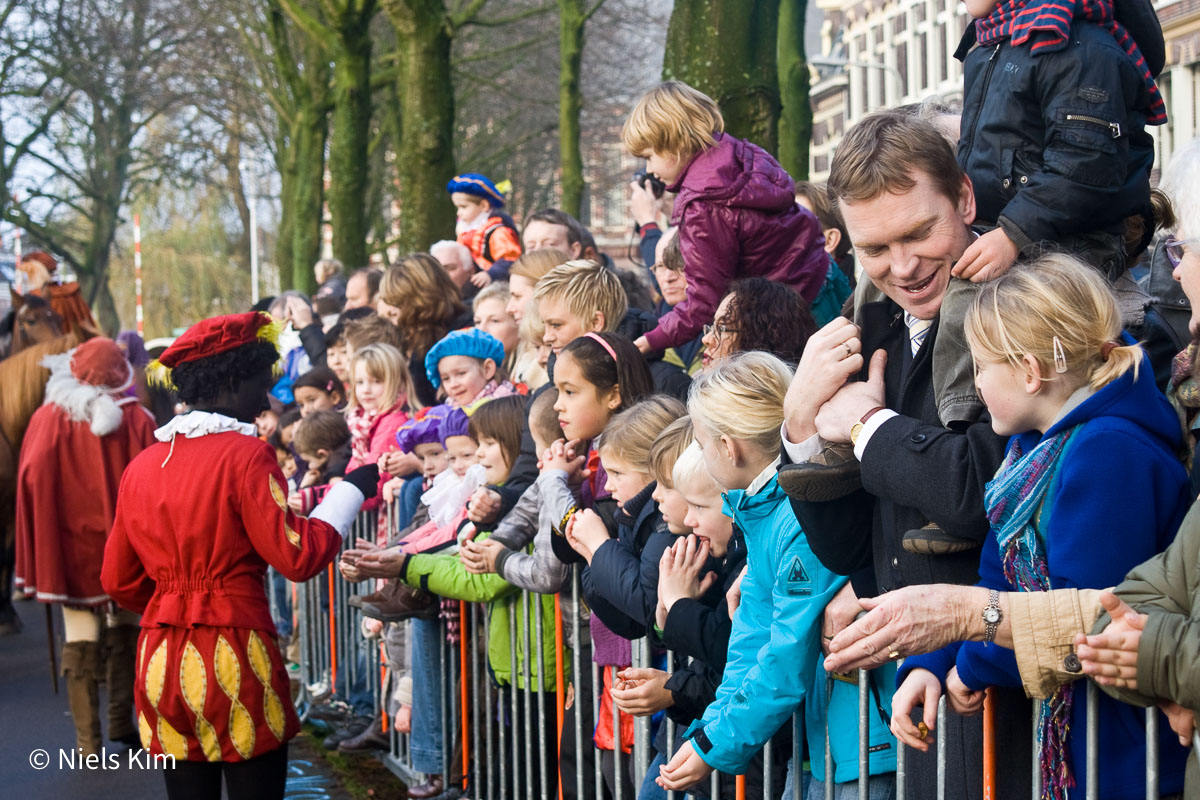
[
  {"x1": 438, "y1": 406, "x2": 472, "y2": 443},
  {"x1": 425, "y1": 328, "x2": 506, "y2": 389},
  {"x1": 446, "y1": 173, "x2": 506, "y2": 207},
  {"x1": 395, "y1": 405, "x2": 449, "y2": 452}
]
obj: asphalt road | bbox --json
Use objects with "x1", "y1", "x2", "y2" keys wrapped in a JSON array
[{"x1": 0, "y1": 600, "x2": 352, "y2": 799}]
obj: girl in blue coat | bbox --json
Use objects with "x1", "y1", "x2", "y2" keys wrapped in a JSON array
[
  {"x1": 657, "y1": 351, "x2": 896, "y2": 797},
  {"x1": 894, "y1": 254, "x2": 1191, "y2": 799}
]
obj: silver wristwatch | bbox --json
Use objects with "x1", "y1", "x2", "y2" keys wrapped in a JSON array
[{"x1": 982, "y1": 589, "x2": 1002, "y2": 644}]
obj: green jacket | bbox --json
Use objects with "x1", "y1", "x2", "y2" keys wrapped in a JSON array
[{"x1": 403, "y1": 536, "x2": 567, "y2": 692}]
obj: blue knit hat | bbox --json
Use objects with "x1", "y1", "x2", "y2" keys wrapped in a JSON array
[
  {"x1": 425, "y1": 328, "x2": 506, "y2": 389},
  {"x1": 395, "y1": 405, "x2": 449, "y2": 452},
  {"x1": 446, "y1": 173, "x2": 505, "y2": 207},
  {"x1": 438, "y1": 406, "x2": 472, "y2": 443}
]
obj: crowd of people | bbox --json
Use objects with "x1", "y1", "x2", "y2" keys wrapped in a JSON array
[{"x1": 9, "y1": 0, "x2": 1200, "y2": 797}]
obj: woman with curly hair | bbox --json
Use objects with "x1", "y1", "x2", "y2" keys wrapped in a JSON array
[
  {"x1": 101, "y1": 311, "x2": 378, "y2": 800},
  {"x1": 378, "y1": 253, "x2": 472, "y2": 406},
  {"x1": 699, "y1": 277, "x2": 817, "y2": 370}
]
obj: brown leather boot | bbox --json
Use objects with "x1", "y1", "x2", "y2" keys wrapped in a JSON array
[
  {"x1": 405, "y1": 775, "x2": 445, "y2": 798},
  {"x1": 337, "y1": 716, "x2": 389, "y2": 752},
  {"x1": 62, "y1": 640, "x2": 102, "y2": 756},
  {"x1": 902, "y1": 522, "x2": 979, "y2": 555},
  {"x1": 355, "y1": 580, "x2": 437, "y2": 622},
  {"x1": 104, "y1": 625, "x2": 140, "y2": 746},
  {"x1": 777, "y1": 441, "x2": 862, "y2": 503}
]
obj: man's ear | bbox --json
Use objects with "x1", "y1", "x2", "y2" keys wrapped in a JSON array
[
  {"x1": 958, "y1": 174, "x2": 977, "y2": 227},
  {"x1": 590, "y1": 311, "x2": 606, "y2": 333},
  {"x1": 569, "y1": 242, "x2": 583, "y2": 259},
  {"x1": 823, "y1": 228, "x2": 841, "y2": 255}
]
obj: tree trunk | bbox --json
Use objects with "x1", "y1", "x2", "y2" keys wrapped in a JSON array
[
  {"x1": 384, "y1": 0, "x2": 456, "y2": 253},
  {"x1": 326, "y1": 22, "x2": 373, "y2": 273},
  {"x1": 291, "y1": 102, "x2": 329, "y2": 291},
  {"x1": 777, "y1": 0, "x2": 811, "y2": 180},
  {"x1": 276, "y1": 128, "x2": 296, "y2": 291},
  {"x1": 558, "y1": 0, "x2": 586, "y2": 220},
  {"x1": 663, "y1": 0, "x2": 782, "y2": 156}
]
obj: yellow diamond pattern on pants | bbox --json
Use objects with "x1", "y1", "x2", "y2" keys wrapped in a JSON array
[
  {"x1": 180, "y1": 641, "x2": 221, "y2": 762},
  {"x1": 214, "y1": 634, "x2": 255, "y2": 759},
  {"x1": 247, "y1": 631, "x2": 286, "y2": 742}
]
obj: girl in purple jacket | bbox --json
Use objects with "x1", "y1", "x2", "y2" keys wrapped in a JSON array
[{"x1": 622, "y1": 81, "x2": 828, "y2": 353}]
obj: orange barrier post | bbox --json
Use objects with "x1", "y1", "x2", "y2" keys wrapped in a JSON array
[
  {"x1": 380, "y1": 641, "x2": 389, "y2": 733},
  {"x1": 983, "y1": 688, "x2": 996, "y2": 800},
  {"x1": 554, "y1": 594, "x2": 566, "y2": 800},
  {"x1": 736, "y1": 774, "x2": 746, "y2": 800},
  {"x1": 328, "y1": 565, "x2": 338, "y2": 691},
  {"x1": 460, "y1": 600, "x2": 470, "y2": 790}
]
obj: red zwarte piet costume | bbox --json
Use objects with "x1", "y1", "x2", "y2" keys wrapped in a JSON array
[
  {"x1": 102, "y1": 312, "x2": 344, "y2": 762},
  {"x1": 15, "y1": 338, "x2": 156, "y2": 605}
]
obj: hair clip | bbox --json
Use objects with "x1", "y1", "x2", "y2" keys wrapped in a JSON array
[{"x1": 1052, "y1": 336, "x2": 1068, "y2": 374}]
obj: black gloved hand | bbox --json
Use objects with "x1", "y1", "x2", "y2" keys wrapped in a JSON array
[{"x1": 343, "y1": 463, "x2": 379, "y2": 499}]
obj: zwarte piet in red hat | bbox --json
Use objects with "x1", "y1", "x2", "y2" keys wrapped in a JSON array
[{"x1": 149, "y1": 311, "x2": 282, "y2": 387}]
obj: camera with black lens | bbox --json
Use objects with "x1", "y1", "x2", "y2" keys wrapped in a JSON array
[{"x1": 633, "y1": 169, "x2": 666, "y2": 199}]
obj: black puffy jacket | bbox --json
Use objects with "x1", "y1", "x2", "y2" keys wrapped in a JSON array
[{"x1": 955, "y1": 20, "x2": 1158, "y2": 272}]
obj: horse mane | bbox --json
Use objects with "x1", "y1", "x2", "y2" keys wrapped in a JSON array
[{"x1": 0, "y1": 329, "x2": 86, "y2": 449}]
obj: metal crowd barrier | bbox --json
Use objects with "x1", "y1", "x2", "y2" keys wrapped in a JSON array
[{"x1": 279, "y1": 504, "x2": 1186, "y2": 800}]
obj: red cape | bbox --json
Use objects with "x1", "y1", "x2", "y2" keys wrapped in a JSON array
[{"x1": 15, "y1": 401, "x2": 156, "y2": 605}]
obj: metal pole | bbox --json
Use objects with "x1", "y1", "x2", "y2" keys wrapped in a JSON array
[
  {"x1": 613, "y1": 665, "x2": 623, "y2": 800},
  {"x1": 1145, "y1": 706, "x2": 1158, "y2": 800},
  {"x1": 523, "y1": 591, "x2": 534, "y2": 795},
  {"x1": 510, "y1": 603, "x2": 520, "y2": 794},
  {"x1": 593, "y1": 659, "x2": 603, "y2": 800},
  {"x1": 533, "y1": 594, "x2": 549, "y2": 800},
  {"x1": 936, "y1": 696, "x2": 947, "y2": 800},
  {"x1": 472, "y1": 604, "x2": 481, "y2": 800},
  {"x1": 825, "y1": 673, "x2": 834, "y2": 800},
  {"x1": 859, "y1": 669, "x2": 870, "y2": 800},
  {"x1": 763, "y1": 739, "x2": 774, "y2": 800},
  {"x1": 571, "y1": 570, "x2": 584, "y2": 800},
  {"x1": 1086, "y1": 681, "x2": 1099, "y2": 800},
  {"x1": 793, "y1": 712, "x2": 803, "y2": 800},
  {"x1": 441, "y1": 618, "x2": 451, "y2": 789},
  {"x1": 1031, "y1": 700, "x2": 1041, "y2": 800},
  {"x1": 486, "y1": 605, "x2": 497, "y2": 800}
]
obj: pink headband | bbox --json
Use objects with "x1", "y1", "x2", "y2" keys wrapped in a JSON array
[{"x1": 584, "y1": 332, "x2": 618, "y2": 364}]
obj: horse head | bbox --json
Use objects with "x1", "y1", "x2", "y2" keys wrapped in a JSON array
[{"x1": 9, "y1": 294, "x2": 65, "y2": 356}]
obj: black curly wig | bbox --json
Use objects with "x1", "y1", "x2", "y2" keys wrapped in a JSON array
[
  {"x1": 171, "y1": 340, "x2": 280, "y2": 406},
  {"x1": 723, "y1": 278, "x2": 817, "y2": 366}
]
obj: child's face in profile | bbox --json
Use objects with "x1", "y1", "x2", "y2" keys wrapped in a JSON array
[
  {"x1": 681, "y1": 476, "x2": 734, "y2": 557},
  {"x1": 651, "y1": 482, "x2": 692, "y2": 535},
  {"x1": 413, "y1": 441, "x2": 450, "y2": 480},
  {"x1": 451, "y1": 192, "x2": 489, "y2": 225},
  {"x1": 643, "y1": 149, "x2": 684, "y2": 186},
  {"x1": 600, "y1": 454, "x2": 652, "y2": 508},
  {"x1": 256, "y1": 409, "x2": 279, "y2": 439},
  {"x1": 444, "y1": 435, "x2": 479, "y2": 478},
  {"x1": 475, "y1": 436, "x2": 511, "y2": 485},
  {"x1": 300, "y1": 449, "x2": 328, "y2": 471}
]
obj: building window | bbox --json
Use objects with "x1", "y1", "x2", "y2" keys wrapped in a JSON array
[
  {"x1": 897, "y1": 42, "x2": 909, "y2": 98},
  {"x1": 938, "y1": 23, "x2": 949, "y2": 83}
]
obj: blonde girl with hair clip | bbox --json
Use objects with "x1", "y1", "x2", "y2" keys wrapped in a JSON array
[
  {"x1": 659, "y1": 352, "x2": 897, "y2": 797},
  {"x1": 345, "y1": 342, "x2": 417, "y2": 512},
  {"x1": 893, "y1": 254, "x2": 1192, "y2": 798}
]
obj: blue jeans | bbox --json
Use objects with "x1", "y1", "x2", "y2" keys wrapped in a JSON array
[
  {"x1": 410, "y1": 617, "x2": 444, "y2": 774},
  {"x1": 638, "y1": 750, "x2": 668, "y2": 800},
  {"x1": 269, "y1": 567, "x2": 292, "y2": 638},
  {"x1": 787, "y1": 758, "x2": 896, "y2": 800},
  {"x1": 396, "y1": 474, "x2": 424, "y2": 531}
]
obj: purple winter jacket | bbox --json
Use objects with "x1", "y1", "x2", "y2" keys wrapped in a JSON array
[{"x1": 642, "y1": 133, "x2": 827, "y2": 352}]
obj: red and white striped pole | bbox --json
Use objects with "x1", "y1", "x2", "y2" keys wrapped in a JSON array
[{"x1": 133, "y1": 213, "x2": 144, "y2": 337}]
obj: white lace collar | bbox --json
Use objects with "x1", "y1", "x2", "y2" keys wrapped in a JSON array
[{"x1": 154, "y1": 410, "x2": 258, "y2": 442}]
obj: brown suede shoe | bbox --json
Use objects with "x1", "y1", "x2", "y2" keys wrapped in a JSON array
[
  {"x1": 777, "y1": 441, "x2": 862, "y2": 503},
  {"x1": 337, "y1": 717, "x2": 389, "y2": 753},
  {"x1": 901, "y1": 523, "x2": 979, "y2": 555},
  {"x1": 358, "y1": 579, "x2": 437, "y2": 622}
]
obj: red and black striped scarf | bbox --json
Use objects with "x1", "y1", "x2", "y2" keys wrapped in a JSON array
[{"x1": 974, "y1": 0, "x2": 1166, "y2": 124}]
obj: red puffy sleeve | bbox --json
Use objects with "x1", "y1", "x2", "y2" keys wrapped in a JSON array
[{"x1": 238, "y1": 447, "x2": 344, "y2": 582}]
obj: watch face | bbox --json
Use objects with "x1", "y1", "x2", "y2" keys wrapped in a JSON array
[{"x1": 984, "y1": 608, "x2": 1001, "y2": 624}]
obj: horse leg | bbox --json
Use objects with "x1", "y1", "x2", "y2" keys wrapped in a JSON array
[{"x1": 0, "y1": 439, "x2": 21, "y2": 635}]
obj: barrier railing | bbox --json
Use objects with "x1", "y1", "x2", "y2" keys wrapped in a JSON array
[{"x1": 280, "y1": 504, "x2": 1186, "y2": 800}]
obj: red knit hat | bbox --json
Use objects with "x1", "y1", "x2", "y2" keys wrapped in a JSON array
[
  {"x1": 19, "y1": 250, "x2": 57, "y2": 273},
  {"x1": 149, "y1": 311, "x2": 281, "y2": 386},
  {"x1": 70, "y1": 338, "x2": 133, "y2": 389}
]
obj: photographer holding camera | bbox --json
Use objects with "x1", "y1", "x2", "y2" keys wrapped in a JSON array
[{"x1": 630, "y1": 169, "x2": 668, "y2": 274}]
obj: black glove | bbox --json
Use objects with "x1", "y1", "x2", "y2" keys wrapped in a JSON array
[{"x1": 343, "y1": 463, "x2": 379, "y2": 499}]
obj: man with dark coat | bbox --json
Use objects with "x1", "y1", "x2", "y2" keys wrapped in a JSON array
[{"x1": 776, "y1": 110, "x2": 1026, "y2": 799}]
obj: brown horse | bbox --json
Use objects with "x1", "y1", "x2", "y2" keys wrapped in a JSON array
[{"x1": 0, "y1": 328, "x2": 89, "y2": 634}]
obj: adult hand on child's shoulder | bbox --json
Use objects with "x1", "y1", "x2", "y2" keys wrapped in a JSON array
[{"x1": 953, "y1": 228, "x2": 1018, "y2": 282}]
